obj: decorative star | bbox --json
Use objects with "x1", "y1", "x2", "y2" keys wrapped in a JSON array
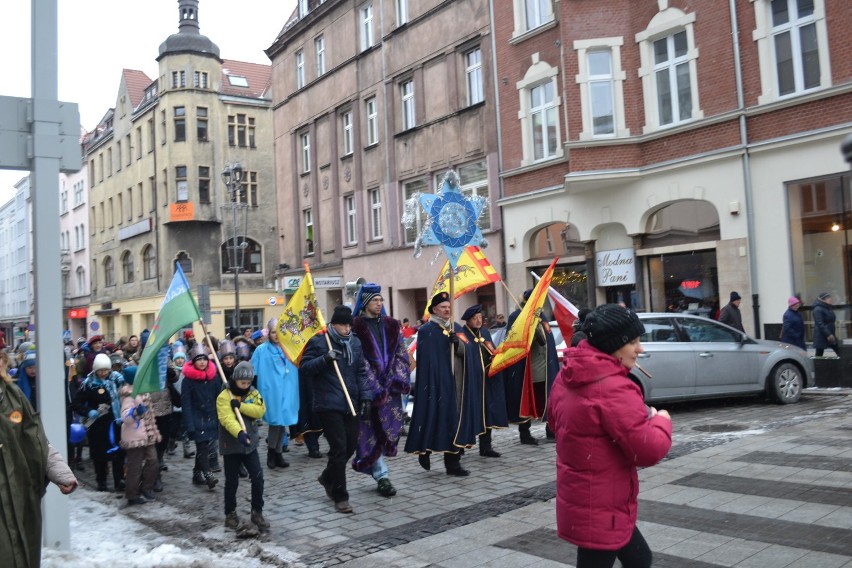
[{"x1": 419, "y1": 174, "x2": 485, "y2": 268}]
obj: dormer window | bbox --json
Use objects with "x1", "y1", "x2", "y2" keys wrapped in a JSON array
[{"x1": 228, "y1": 75, "x2": 249, "y2": 87}]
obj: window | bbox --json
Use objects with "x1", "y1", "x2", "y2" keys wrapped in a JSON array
[
  {"x1": 403, "y1": 179, "x2": 429, "y2": 245},
  {"x1": 98, "y1": 154, "x2": 104, "y2": 182},
  {"x1": 235, "y1": 171, "x2": 259, "y2": 206},
  {"x1": 221, "y1": 238, "x2": 263, "y2": 274},
  {"x1": 126, "y1": 133, "x2": 132, "y2": 164},
  {"x1": 116, "y1": 141, "x2": 122, "y2": 171},
  {"x1": 296, "y1": 51, "x2": 305, "y2": 89},
  {"x1": 227, "y1": 75, "x2": 249, "y2": 87},
  {"x1": 298, "y1": 0, "x2": 308, "y2": 17},
  {"x1": 193, "y1": 71, "x2": 208, "y2": 88},
  {"x1": 108, "y1": 197, "x2": 114, "y2": 227},
  {"x1": 74, "y1": 225, "x2": 85, "y2": 250},
  {"x1": 575, "y1": 39, "x2": 628, "y2": 140},
  {"x1": 117, "y1": 194, "x2": 123, "y2": 225},
  {"x1": 176, "y1": 166, "x2": 188, "y2": 202},
  {"x1": 197, "y1": 107, "x2": 208, "y2": 141},
  {"x1": 107, "y1": 148, "x2": 113, "y2": 177},
  {"x1": 304, "y1": 209, "x2": 314, "y2": 256},
  {"x1": 465, "y1": 47, "x2": 484, "y2": 105},
  {"x1": 636, "y1": 9, "x2": 702, "y2": 132},
  {"x1": 76, "y1": 266, "x2": 86, "y2": 295},
  {"x1": 401, "y1": 80, "x2": 415, "y2": 130},
  {"x1": 60, "y1": 184, "x2": 68, "y2": 214},
  {"x1": 121, "y1": 251, "x2": 134, "y2": 284},
  {"x1": 301, "y1": 132, "x2": 311, "y2": 173},
  {"x1": 136, "y1": 127, "x2": 142, "y2": 159},
  {"x1": 176, "y1": 251, "x2": 193, "y2": 274},
  {"x1": 366, "y1": 97, "x2": 378, "y2": 145},
  {"x1": 73, "y1": 180, "x2": 84, "y2": 207},
  {"x1": 529, "y1": 81, "x2": 558, "y2": 161},
  {"x1": 315, "y1": 36, "x2": 325, "y2": 76},
  {"x1": 396, "y1": 0, "x2": 408, "y2": 26},
  {"x1": 342, "y1": 110, "x2": 353, "y2": 155},
  {"x1": 127, "y1": 187, "x2": 133, "y2": 220},
  {"x1": 525, "y1": 0, "x2": 551, "y2": 30},
  {"x1": 198, "y1": 166, "x2": 210, "y2": 203},
  {"x1": 458, "y1": 162, "x2": 490, "y2": 230},
  {"x1": 104, "y1": 256, "x2": 115, "y2": 287},
  {"x1": 755, "y1": 0, "x2": 826, "y2": 101},
  {"x1": 148, "y1": 118, "x2": 155, "y2": 150},
  {"x1": 228, "y1": 114, "x2": 252, "y2": 147},
  {"x1": 344, "y1": 195, "x2": 357, "y2": 245},
  {"x1": 369, "y1": 188, "x2": 383, "y2": 240},
  {"x1": 360, "y1": 3, "x2": 374, "y2": 51},
  {"x1": 174, "y1": 106, "x2": 186, "y2": 141}
]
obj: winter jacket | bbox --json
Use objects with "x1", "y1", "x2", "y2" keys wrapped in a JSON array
[
  {"x1": 181, "y1": 362, "x2": 222, "y2": 442},
  {"x1": 719, "y1": 302, "x2": 744, "y2": 332},
  {"x1": 217, "y1": 386, "x2": 265, "y2": 455},
  {"x1": 119, "y1": 391, "x2": 161, "y2": 450},
  {"x1": 812, "y1": 299, "x2": 837, "y2": 350},
  {"x1": 548, "y1": 341, "x2": 672, "y2": 551},
  {"x1": 780, "y1": 308, "x2": 806, "y2": 351},
  {"x1": 301, "y1": 331, "x2": 371, "y2": 414}
]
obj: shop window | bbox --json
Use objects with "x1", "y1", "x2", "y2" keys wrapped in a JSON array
[
  {"x1": 646, "y1": 250, "x2": 719, "y2": 316},
  {"x1": 221, "y1": 237, "x2": 262, "y2": 274}
]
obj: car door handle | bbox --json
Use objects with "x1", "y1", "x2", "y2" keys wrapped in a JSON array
[{"x1": 698, "y1": 352, "x2": 714, "y2": 358}]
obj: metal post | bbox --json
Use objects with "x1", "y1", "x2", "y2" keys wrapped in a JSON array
[
  {"x1": 222, "y1": 164, "x2": 243, "y2": 334},
  {"x1": 232, "y1": 190, "x2": 240, "y2": 332}
]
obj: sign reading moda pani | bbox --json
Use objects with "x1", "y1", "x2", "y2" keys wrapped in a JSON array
[{"x1": 595, "y1": 248, "x2": 636, "y2": 286}]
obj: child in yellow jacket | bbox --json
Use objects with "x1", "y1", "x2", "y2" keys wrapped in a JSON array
[{"x1": 216, "y1": 361, "x2": 268, "y2": 534}]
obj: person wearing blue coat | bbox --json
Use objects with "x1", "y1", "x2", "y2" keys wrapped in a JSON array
[
  {"x1": 812, "y1": 292, "x2": 839, "y2": 356},
  {"x1": 780, "y1": 296, "x2": 806, "y2": 351},
  {"x1": 181, "y1": 344, "x2": 222, "y2": 489},
  {"x1": 251, "y1": 319, "x2": 299, "y2": 470}
]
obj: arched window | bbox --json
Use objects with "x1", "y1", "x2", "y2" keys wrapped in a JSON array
[
  {"x1": 142, "y1": 245, "x2": 157, "y2": 280},
  {"x1": 643, "y1": 200, "x2": 720, "y2": 247},
  {"x1": 221, "y1": 237, "x2": 262, "y2": 274},
  {"x1": 104, "y1": 256, "x2": 115, "y2": 287},
  {"x1": 76, "y1": 266, "x2": 86, "y2": 295},
  {"x1": 529, "y1": 222, "x2": 584, "y2": 259},
  {"x1": 175, "y1": 251, "x2": 193, "y2": 274},
  {"x1": 121, "y1": 250, "x2": 134, "y2": 283}
]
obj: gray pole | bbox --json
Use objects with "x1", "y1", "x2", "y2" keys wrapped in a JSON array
[
  {"x1": 31, "y1": 0, "x2": 71, "y2": 549},
  {"x1": 232, "y1": 187, "x2": 240, "y2": 332}
]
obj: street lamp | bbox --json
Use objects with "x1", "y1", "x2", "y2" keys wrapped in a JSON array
[{"x1": 222, "y1": 163, "x2": 246, "y2": 334}]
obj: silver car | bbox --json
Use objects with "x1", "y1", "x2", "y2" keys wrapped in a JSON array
[{"x1": 553, "y1": 313, "x2": 814, "y2": 404}]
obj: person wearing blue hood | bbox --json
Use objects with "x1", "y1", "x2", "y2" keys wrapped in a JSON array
[{"x1": 16, "y1": 354, "x2": 38, "y2": 410}]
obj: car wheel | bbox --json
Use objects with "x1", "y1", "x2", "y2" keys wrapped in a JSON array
[{"x1": 769, "y1": 362, "x2": 803, "y2": 404}]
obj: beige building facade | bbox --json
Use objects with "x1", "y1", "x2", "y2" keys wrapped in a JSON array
[{"x1": 84, "y1": 0, "x2": 280, "y2": 341}]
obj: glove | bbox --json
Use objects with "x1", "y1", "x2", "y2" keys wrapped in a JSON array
[
  {"x1": 230, "y1": 398, "x2": 241, "y2": 410},
  {"x1": 87, "y1": 409, "x2": 99, "y2": 420},
  {"x1": 134, "y1": 404, "x2": 148, "y2": 417},
  {"x1": 323, "y1": 350, "x2": 341, "y2": 364},
  {"x1": 359, "y1": 400, "x2": 372, "y2": 419},
  {"x1": 186, "y1": 431, "x2": 195, "y2": 442},
  {"x1": 448, "y1": 334, "x2": 459, "y2": 346},
  {"x1": 237, "y1": 431, "x2": 250, "y2": 447}
]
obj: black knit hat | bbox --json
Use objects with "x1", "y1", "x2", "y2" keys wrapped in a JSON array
[
  {"x1": 330, "y1": 305, "x2": 354, "y2": 325},
  {"x1": 582, "y1": 304, "x2": 645, "y2": 355},
  {"x1": 428, "y1": 291, "x2": 451, "y2": 314},
  {"x1": 730, "y1": 291, "x2": 742, "y2": 302}
]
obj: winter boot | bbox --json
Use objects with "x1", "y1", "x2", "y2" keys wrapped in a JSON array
[
  {"x1": 274, "y1": 452, "x2": 290, "y2": 468},
  {"x1": 183, "y1": 439, "x2": 195, "y2": 459},
  {"x1": 377, "y1": 478, "x2": 397, "y2": 497},
  {"x1": 192, "y1": 469, "x2": 206, "y2": 486},
  {"x1": 224, "y1": 511, "x2": 241, "y2": 531},
  {"x1": 267, "y1": 449, "x2": 276, "y2": 470},
  {"x1": 204, "y1": 471, "x2": 218, "y2": 490},
  {"x1": 251, "y1": 510, "x2": 270, "y2": 531}
]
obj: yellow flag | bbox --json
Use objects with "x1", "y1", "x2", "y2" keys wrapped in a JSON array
[
  {"x1": 489, "y1": 257, "x2": 558, "y2": 376},
  {"x1": 276, "y1": 267, "x2": 326, "y2": 364},
  {"x1": 423, "y1": 246, "x2": 501, "y2": 319}
]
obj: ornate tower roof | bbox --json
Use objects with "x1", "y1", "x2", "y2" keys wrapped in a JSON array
[{"x1": 157, "y1": 0, "x2": 220, "y2": 61}]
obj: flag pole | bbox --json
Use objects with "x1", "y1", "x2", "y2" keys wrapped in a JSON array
[
  {"x1": 306, "y1": 263, "x2": 357, "y2": 416},
  {"x1": 199, "y1": 320, "x2": 248, "y2": 435},
  {"x1": 500, "y1": 280, "x2": 522, "y2": 310},
  {"x1": 449, "y1": 263, "x2": 456, "y2": 374}
]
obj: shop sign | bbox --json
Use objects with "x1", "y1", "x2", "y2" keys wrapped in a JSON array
[
  {"x1": 314, "y1": 276, "x2": 342, "y2": 289},
  {"x1": 68, "y1": 308, "x2": 87, "y2": 319},
  {"x1": 283, "y1": 276, "x2": 303, "y2": 293},
  {"x1": 118, "y1": 218, "x2": 152, "y2": 240},
  {"x1": 169, "y1": 201, "x2": 195, "y2": 222},
  {"x1": 595, "y1": 248, "x2": 636, "y2": 286}
]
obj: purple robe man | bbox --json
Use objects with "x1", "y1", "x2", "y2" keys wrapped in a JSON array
[{"x1": 351, "y1": 283, "x2": 411, "y2": 497}]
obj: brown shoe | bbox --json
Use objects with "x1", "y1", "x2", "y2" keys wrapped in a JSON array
[{"x1": 335, "y1": 500, "x2": 353, "y2": 514}]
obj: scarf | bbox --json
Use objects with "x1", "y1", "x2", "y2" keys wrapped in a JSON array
[
  {"x1": 327, "y1": 326, "x2": 353, "y2": 364},
  {"x1": 82, "y1": 371, "x2": 122, "y2": 418},
  {"x1": 430, "y1": 315, "x2": 452, "y2": 333}
]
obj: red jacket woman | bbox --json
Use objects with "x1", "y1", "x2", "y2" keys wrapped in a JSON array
[{"x1": 549, "y1": 304, "x2": 672, "y2": 568}]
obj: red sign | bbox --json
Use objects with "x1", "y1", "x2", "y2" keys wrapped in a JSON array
[
  {"x1": 680, "y1": 280, "x2": 701, "y2": 289},
  {"x1": 68, "y1": 308, "x2": 88, "y2": 319}
]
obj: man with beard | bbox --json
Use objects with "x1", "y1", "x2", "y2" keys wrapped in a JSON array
[
  {"x1": 351, "y1": 284, "x2": 411, "y2": 497},
  {"x1": 404, "y1": 292, "x2": 470, "y2": 476}
]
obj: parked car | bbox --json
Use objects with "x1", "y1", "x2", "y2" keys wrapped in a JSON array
[{"x1": 551, "y1": 313, "x2": 814, "y2": 404}]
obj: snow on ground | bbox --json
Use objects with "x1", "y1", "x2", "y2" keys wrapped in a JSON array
[{"x1": 42, "y1": 490, "x2": 297, "y2": 568}]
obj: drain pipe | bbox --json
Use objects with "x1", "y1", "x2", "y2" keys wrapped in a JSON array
[
  {"x1": 488, "y1": 0, "x2": 509, "y2": 311},
  {"x1": 729, "y1": 0, "x2": 760, "y2": 337}
]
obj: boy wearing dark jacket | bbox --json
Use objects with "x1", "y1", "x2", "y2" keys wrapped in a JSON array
[{"x1": 217, "y1": 361, "x2": 268, "y2": 535}]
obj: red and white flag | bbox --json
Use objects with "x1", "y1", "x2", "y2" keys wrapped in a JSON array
[{"x1": 531, "y1": 270, "x2": 579, "y2": 334}]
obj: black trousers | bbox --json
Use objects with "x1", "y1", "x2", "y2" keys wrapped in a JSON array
[
  {"x1": 576, "y1": 526, "x2": 652, "y2": 568},
  {"x1": 155, "y1": 415, "x2": 171, "y2": 464},
  {"x1": 317, "y1": 411, "x2": 358, "y2": 502},
  {"x1": 304, "y1": 430, "x2": 321, "y2": 453},
  {"x1": 194, "y1": 439, "x2": 213, "y2": 473},
  {"x1": 223, "y1": 451, "x2": 264, "y2": 514}
]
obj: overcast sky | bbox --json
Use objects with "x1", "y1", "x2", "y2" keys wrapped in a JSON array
[{"x1": 0, "y1": 0, "x2": 296, "y2": 203}]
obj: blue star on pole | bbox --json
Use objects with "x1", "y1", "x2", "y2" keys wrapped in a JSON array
[{"x1": 419, "y1": 172, "x2": 485, "y2": 268}]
